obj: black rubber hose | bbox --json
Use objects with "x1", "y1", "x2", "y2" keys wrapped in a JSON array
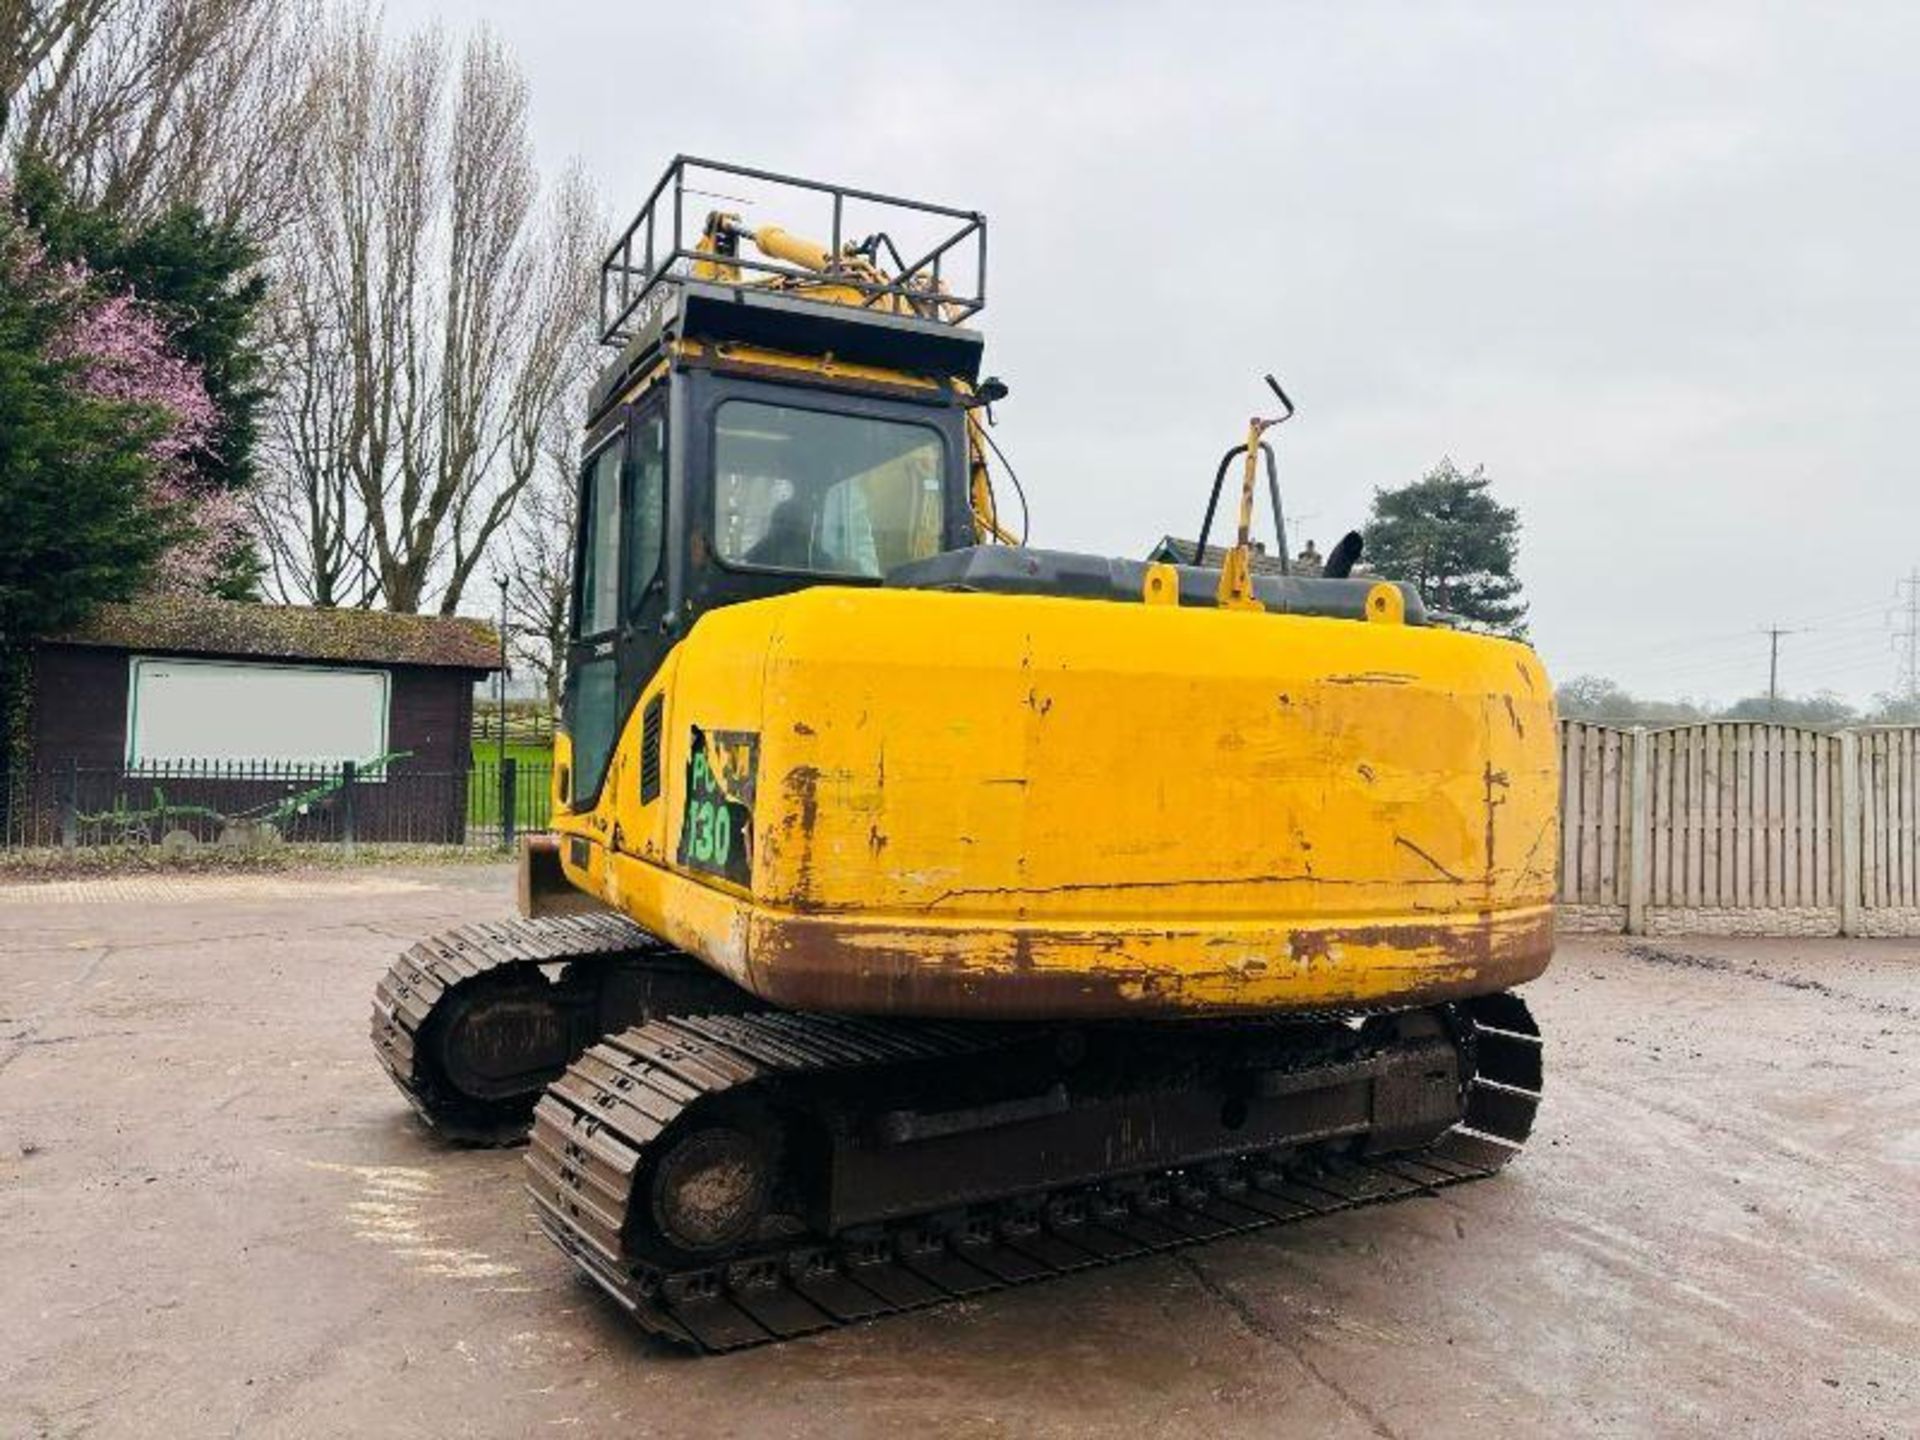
[
  {"x1": 1260, "y1": 441, "x2": 1289, "y2": 577},
  {"x1": 1198, "y1": 443, "x2": 1286, "y2": 573},
  {"x1": 976, "y1": 420, "x2": 1030, "y2": 545},
  {"x1": 1324, "y1": 530, "x2": 1364, "y2": 579},
  {"x1": 1194, "y1": 444, "x2": 1245, "y2": 561}
]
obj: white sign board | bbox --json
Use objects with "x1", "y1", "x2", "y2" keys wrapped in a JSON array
[{"x1": 126, "y1": 657, "x2": 390, "y2": 768}]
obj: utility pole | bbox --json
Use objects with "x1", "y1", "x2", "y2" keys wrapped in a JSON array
[
  {"x1": 494, "y1": 572, "x2": 513, "y2": 852},
  {"x1": 494, "y1": 572, "x2": 510, "y2": 772},
  {"x1": 1896, "y1": 570, "x2": 1920, "y2": 704},
  {"x1": 1761, "y1": 625, "x2": 1801, "y2": 718}
]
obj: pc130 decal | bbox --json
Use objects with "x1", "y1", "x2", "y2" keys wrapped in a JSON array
[{"x1": 678, "y1": 725, "x2": 757, "y2": 886}]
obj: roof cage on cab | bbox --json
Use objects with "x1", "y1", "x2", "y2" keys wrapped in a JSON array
[{"x1": 598, "y1": 156, "x2": 988, "y2": 346}]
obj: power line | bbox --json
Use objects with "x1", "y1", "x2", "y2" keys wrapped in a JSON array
[
  {"x1": 1569, "y1": 624, "x2": 1884, "y2": 696},
  {"x1": 1555, "y1": 599, "x2": 1893, "y2": 676},
  {"x1": 1786, "y1": 651, "x2": 1902, "y2": 685},
  {"x1": 1783, "y1": 598, "x2": 1895, "y2": 628}
]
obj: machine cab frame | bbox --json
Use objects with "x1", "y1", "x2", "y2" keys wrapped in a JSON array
[{"x1": 564, "y1": 360, "x2": 977, "y2": 810}]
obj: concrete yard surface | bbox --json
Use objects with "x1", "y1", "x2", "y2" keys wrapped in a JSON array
[{"x1": 1, "y1": 866, "x2": 1915, "y2": 1438}]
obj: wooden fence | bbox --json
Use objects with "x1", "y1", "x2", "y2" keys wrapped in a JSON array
[{"x1": 1558, "y1": 721, "x2": 1920, "y2": 936}]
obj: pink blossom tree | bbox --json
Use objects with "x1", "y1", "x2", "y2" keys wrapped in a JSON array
[
  {"x1": 3, "y1": 187, "x2": 238, "y2": 597},
  {"x1": 44, "y1": 268, "x2": 239, "y2": 593}
]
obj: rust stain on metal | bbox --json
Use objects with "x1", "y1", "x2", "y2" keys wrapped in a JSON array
[
  {"x1": 783, "y1": 765, "x2": 822, "y2": 832},
  {"x1": 921, "y1": 870, "x2": 1329, "y2": 910},
  {"x1": 781, "y1": 765, "x2": 823, "y2": 903},
  {"x1": 744, "y1": 909, "x2": 1553, "y2": 1021},
  {"x1": 1515, "y1": 812, "x2": 1557, "y2": 887},
  {"x1": 1322, "y1": 671, "x2": 1418, "y2": 687},
  {"x1": 1288, "y1": 930, "x2": 1334, "y2": 968},
  {"x1": 1503, "y1": 694, "x2": 1525, "y2": 737},
  {"x1": 1280, "y1": 911, "x2": 1552, "y2": 1002},
  {"x1": 1482, "y1": 764, "x2": 1510, "y2": 877},
  {"x1": 750, "y1": 921, "x2": 1156, "y2": 1017}
]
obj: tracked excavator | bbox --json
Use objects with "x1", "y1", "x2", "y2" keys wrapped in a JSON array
[{"x1": 371, "y1": 157, "x2": 1558, "y2": 1351}]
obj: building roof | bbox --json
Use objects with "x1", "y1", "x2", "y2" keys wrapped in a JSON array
[
  {"x1": 45, "y1": 596, "x2": 501, "y2": 672},
  {"x1": 1148, "y1": 536, "x2": 1294, "y2": 575}
]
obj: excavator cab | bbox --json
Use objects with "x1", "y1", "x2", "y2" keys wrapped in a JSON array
[{"x1": 556, "y1": 159, "x2": 990, "y2": 817}]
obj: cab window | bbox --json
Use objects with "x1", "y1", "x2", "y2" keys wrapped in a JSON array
[
  {"x1": 574, "y1": 439, "x2": 621, "y2": 637},
  {"x1": 713, "y1": 400, "x2": 946, "y2": 578},
  {"x1": 625, "y1": 407, "x2": 666, "y2": 612}
]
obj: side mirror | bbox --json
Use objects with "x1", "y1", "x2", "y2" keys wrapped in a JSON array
[{"x1": 976, "y1": 376, "x2": 1010, "y2": 405}]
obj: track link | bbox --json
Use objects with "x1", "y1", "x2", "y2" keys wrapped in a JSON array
[
  {"x1": 370, "y1": 912, "x2": 728, "y2": 1144},
  {"x1": 527, "y1": 994, "x2": 1543, "y2": 1351}
]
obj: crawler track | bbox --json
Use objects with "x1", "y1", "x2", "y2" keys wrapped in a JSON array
[
  {"x1": 527, "y1": 994, "x2": 1542, "y2": 1351},
  {"x1": 370, "y1": 913, "x2": 747, "y2": 1144}
]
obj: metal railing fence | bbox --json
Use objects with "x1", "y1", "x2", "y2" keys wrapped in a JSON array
[{"x1": 0, "y1": 757, "x2": 552, "y2": 852}]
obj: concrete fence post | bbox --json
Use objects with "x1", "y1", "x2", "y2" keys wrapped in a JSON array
[
  {"x1": 1838, "y1": 729, "x2": 1862, "y2": 937},
  {"x1": 1625, "y1": 726, "x2": 1652, "y2": 935}
]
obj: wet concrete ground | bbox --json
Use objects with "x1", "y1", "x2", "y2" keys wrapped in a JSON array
[{"x1": 1, "y1": 866, "x2": 1914, "y2": 1438}]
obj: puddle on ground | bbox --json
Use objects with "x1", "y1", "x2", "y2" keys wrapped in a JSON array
[{"x1": 305, "y1": 1159, "x2": 526, "y2": 1283}]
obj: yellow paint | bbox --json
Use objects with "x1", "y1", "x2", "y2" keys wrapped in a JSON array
[
  {"x1": 1142, "y1": 563, "x2": 1180, "y2": 606},
  {"x1": 1215, "y1": 420, "x2": 1269, "y2": 611},
  {"x1": 751, "y1": 224, "x2": 834, "y2": 271},
  {"x1": 550, "y1": 585, "x2": 1559, "y2": 1018},
  {"x1": 659, "y1": 340, "x2": 943, "y2": 397},
  {"x1": 1365, "y1": 583, "x2": 1407, "y2": 625}
]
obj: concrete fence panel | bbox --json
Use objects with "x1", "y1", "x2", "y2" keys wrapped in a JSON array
[{"x1": 1556, "y1": 721, "x2": 1920, "y2": 937}]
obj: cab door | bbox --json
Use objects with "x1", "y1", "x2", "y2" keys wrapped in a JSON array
[
  {"x1": 562, "y1": 394, "x2": 670, "y2": 811},
  {"x1": 562, "y1": 420, "x2": 622, "y2": 810},
  {"x1": 615, "y1": 397, "x2": 671, "y2": 723}
]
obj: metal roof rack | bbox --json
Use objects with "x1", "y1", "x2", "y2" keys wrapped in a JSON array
[{"x1": 599, "y1": 156, "x2": 987, "y2": 347}]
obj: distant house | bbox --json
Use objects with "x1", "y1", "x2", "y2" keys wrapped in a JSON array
[
  {"x1": 1147, "y1": 535, "x2": 1324, "y2": 575},
  {"x1": 22, "y1": 597, "x2": 500, "y2": 843}
]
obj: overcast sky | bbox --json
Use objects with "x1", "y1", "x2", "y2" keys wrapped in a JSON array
[{"x1": 396, "y1": 0, "x2": 1919, "y2": 707}]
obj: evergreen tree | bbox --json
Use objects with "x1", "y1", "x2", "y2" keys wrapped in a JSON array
[
  {"x1": 1365, "y1": 460, "x2": 1528, "y2": 637},
  {"x1": 0, "y1": 207, "x2": 180, "y2": 723}
]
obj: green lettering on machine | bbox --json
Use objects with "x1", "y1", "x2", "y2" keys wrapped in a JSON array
[{"x1": 677, "y1": 726, "x2": 757, "y2": 885}]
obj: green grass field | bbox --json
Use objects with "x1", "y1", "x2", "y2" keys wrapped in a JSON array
[{"x1": 467, "y1": 741, "x2": 555, "y2": 832}]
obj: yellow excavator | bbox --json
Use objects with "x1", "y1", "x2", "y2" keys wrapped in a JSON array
[{"x1": 371, "y1": 157, "x2": 1557, "y2": 1351}]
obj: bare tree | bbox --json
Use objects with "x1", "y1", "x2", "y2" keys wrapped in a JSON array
[
  {"x1": 3, "y1": 0, "x2": 313, "y2": 232},
  {"x1": 0, "y1": 2, "x2": 108, "y2": 139},
  {"x1": 503, "y1": 435, "x2": 577, "y2": 715},
  {"x1": 255, "y1": 13, "x2": 600, "y2": 615},
  {"x1": 252, "y1": 274, "x2": 374, "y2": 607}
]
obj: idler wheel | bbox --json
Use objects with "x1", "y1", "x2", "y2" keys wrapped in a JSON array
[
  {"x1": 431, "y1": 976, "x2": 573, "y2": 1100},
  {"x1": 648, "y1": 1126, "x2": 770, "y2": 1254}
]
